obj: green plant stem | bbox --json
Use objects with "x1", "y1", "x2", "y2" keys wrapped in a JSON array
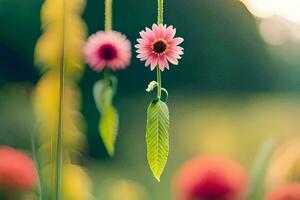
[
  {"x1": 105, "y1": 0, "x2": 113, "y2": 31},
  {"x1": 30, "y1": 128, "x2": 44, "y2": 200},
  {"x1": 156, "y1": 0, "x2": 164, "y2": 99},
  {"x1": 104, "y1": 69, "x2": 111, "y2": 87},
  {"x1": 104, "y1": 0, "x2": 113, "y2": 82},
  {"x1": 249, "y1": 139, "x2": 276, "y2": 200},
  {"x1": 156, "y1": 68, "x2": 161, "y2": 99},
  {"x1": 55, "y1": 40, "x2": 64, "y2": 200},
  {"x1": 158, "y1": 0, "x2": 163, "y2": 24},
  {"x1": 54, "y1": 0, "x2": 66, "y2": 199}
]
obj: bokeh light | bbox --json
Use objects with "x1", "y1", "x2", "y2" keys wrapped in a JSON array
[{"x1": 240, "y1": 0, "x2": 300, "y2": 44}]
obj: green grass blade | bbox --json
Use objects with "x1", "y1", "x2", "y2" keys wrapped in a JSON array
[{"x1": 249, "y1": 139, "x2": 277, "y2": 200}]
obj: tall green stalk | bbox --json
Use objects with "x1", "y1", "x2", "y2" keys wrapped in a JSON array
[
  {"x1": 105, "y1": 0, "x2": 113, "y2": 31},
  {"x1": 156, "y1": 67, "x2": 161, "y2": 99},
  {"x1": 158, "y1": 0, "x2": 164, "y2": 24},
  {"x1": 156, "y1": 0, "x2": 163, "y2": 99},
  {"x1": 30, "y1": 128, "x2": 46, "y2": 200},
  {"x1": 54, "y1": 0, "x2": 66, "y2": 199},
  {"x1": 104, "y1": 0, "x2": 113, "y2": 80}
]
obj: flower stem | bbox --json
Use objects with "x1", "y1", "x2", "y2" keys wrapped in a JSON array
[
  {"x1": 105, "y1": 0, "x2": 113, "y2": 31},
  {"x1": 104, "y1": 68, "x2": 111, "y2": 87},
  {"x1": 156, "y1": 68, "x2": 161, "y2": 99},
  {"x1": 54, "y1": 0, "x2": 66, "y2": 198},
  {"x1": 104, "y1": 0, "x2": 113, "y2": 82},
  {"x1": 156, "y1": 0, "x2": 163, "y2": 99},
  {"x1": 158, "y1": 0, "x2": 164, "y2": 24}
]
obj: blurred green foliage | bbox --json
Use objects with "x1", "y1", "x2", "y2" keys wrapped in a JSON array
[{"x1": 0, "y1": 85, "x2": 34, "y2": 149}]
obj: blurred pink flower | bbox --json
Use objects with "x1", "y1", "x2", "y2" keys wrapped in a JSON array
[
  {"x1": 84, "y1": 31, "x2": 131, "y2": 72},
  {"x1": 172, "y1": 156, "x2": 249, "y2": 200},
  {"x1": 135, "y1": 24, "x2": 184, "y2": 71},
  {"x1": 0, "y1": 146, "x2": 37, "y2": 189},
  {"x1": 264, "y1": 184, "x2": 300, "y2": 200}
]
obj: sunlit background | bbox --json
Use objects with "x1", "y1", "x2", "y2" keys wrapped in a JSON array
[
  {"x1": 0, "y1": 0, "x2": 300, "y2": 199},
  {"x1": 241, "y1": 0, "x2": 300, "y2": 45}
]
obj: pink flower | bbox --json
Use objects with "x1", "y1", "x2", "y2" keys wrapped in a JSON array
[
  {"x1": 264, "y1": 184, "x2": 300, "y2": 200},
  {"x1": 84, "y1": 31, "x2": 131, "y2": 72},
  {"x1": 172, "y1": 156, "x2": 249, "y2": 200},
  {"x1": 0, "y1": 146, "x2": 37, "y2": 189},
  {"x1": 135, "y1": 24, "x2": 184, "y2": 71}
]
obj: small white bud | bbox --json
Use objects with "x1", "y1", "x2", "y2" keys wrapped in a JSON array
[{"x1": 146, "y1": 81, "x2": 158, "y2": 92}]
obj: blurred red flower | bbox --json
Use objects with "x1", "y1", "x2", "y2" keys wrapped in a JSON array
[
  {"x1": 264, "y1": 184, "x2": 300, "y2": 200},
  {"x1": 172, "y1": 156, "x2": 249, "y2": 200},
  {"x1": 0, "y1": 146, "x2": 37, "y2": 189}
]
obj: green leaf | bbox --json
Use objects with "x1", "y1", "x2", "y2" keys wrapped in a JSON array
[
  {"x1": 249, "y1": 139, "x2": 276, "y2": 200},
  {"x1": 99, "y1": 105, "x2": 119, "y2": 156},
  {"x1": 93, "y1": 80, "x2": 114, "y2": 112},
  {"x1": 93, "y1": 77, "x2": 119, "y2": 156},
  {"x1": 146, "y1": 100, "x2": 170, "y2": 181}
]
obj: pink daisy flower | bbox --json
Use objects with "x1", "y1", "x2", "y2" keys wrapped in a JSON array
[
  {"x1": 135, "y1": 24, "x2": 184, "y2": 71},
  {"x1": 84, "y1": 31, "x2": 131, "y2": 72}
]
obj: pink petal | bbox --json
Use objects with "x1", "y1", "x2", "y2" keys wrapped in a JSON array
[
  {"x1": 170, "y1": 37, "x2": 184, "y2": 45},
  {"x1": 150, "y1": 56, "x2": 159, "y2": 70},
  {"x1": 146, "y1": 55, "x2": 157, "y2": 67},
  {"x1": 152, "y1": 24, "x2": 162, "y2": 39},
  {"x1": 158, "y1": 24, "x2": 167, "y2": 38},
  {"x1": 137, "y1": 38, "x2": 149, "y2": 45},
  {"x1": 94, "y1": 61, "x2": 106, "y2": 72},
  {"x1": 158, "y1": 56, "x2": 168, "y2": 71},
  {"x1": 137, "y1": 53, "x2": 149, "y2": 61},
  {"x1": 140, "y1": 30, "x2": 154, "y2": 42},
  {"x1": 166, "y1": 54, "x2": 179, "y2": 65},
  {"x1": 169, "y1": 47, "x2": 184, "y2": 55},
  {"x1": 165, "y1": 25, "x2": 176, "y2": 42}
]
